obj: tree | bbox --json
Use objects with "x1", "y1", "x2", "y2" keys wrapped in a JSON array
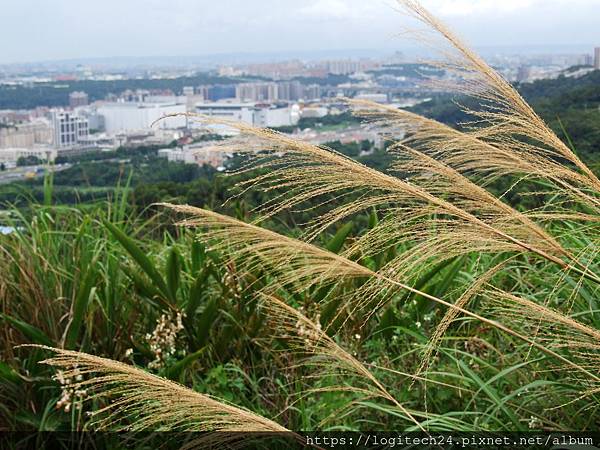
[{"x1": 16, "y1": 155, "x2": 42, "y2": 167}]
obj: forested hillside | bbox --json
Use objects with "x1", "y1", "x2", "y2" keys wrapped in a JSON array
[{"x1": 412, "y1": 69, "x2": 600, "y2": 163}]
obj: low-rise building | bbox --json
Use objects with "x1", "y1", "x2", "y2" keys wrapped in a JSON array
[
  {"x1": 158, "y1": 142, "x2": 227, "y2": 169},
  {"x1": 355, "y1": 93, "x2": 389, "y2": 104},
  {"x1": 0, "y1": 146, "x2": 57, "y2": 164},
  {"x1": 253, "y1": 103, "x2": 301, "y2": 128},
  {"x1": 0, "y1": 120, "x2": 53, "y2": 148},
  {"x1": 97, "y1": 101, "x2": 187, "y2": 135},
  {"x1": 194, "y1": 102, "x2": 300, "y2": 133},
  {"x1": 301, "y1": 105, "x2": 329, "y2": 119}
]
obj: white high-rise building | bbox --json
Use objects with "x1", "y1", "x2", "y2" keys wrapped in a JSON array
[
  {"x1": 51, "y1": 110, "x2": 89, "y2": 148},
  {"x1": 236, "y1": 83, "x2": 279, "y2": 102},
  {"x1": 595, "y1": 47, "x2": 600, "y2": 70},
  {"x1": 304, "y1": 84, "x2": 322, "y2": 101},
  {"x1": 323, "y1": 59, "x2": 362, "y2": 75},
  {"x1": 277, "y1": 81, "x2": 303, "y2": 101}
]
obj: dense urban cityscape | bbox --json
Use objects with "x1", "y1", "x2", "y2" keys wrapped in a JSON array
[{"x1": 0, "y1": 47, "x2": 599, "y2": 181}]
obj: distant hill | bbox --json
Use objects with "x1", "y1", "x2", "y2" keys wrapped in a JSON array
[
  {"x1": 0, "y1": 74, "x2": 250, "y2": 110},
  {"x1": 519, "y1": 69, "x2": 600, "y2": 109},
  {"x1": 410, "y1": 69, "x2": 600, "y2": 163}
]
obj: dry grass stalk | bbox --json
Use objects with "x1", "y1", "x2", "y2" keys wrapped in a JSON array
[
  {"x1": 158, "y1": 203, "x2": 370, "y2": 291},
  {"x1": 258, "y1": 294, "x2": 424, "y2": 430},
  {"x1": 416, "y1": 262, "x2": 507, "y2": 377},
  {"x1": 347, "y1": 98, "x2": 600, "y2": 212},
  {"x1": 162, "y1": 204, "x2": 599, "y2": 384},
  {"x1": 161, "y1": 112, "x2": 600, "y2": 286},
  {"x1": 485, "y1": 290, "x2": 600, "y2": 346},
  {"x1": 395, "y1": 0, "x2": 600, "y2": 194},
  {"x1": 484, "y1": 290, "x2": 600, "y2": 390},
  {"x1": 26, "y1": 345, "x2": 300, "y2": 448},
  {"x1": 148, "y1": 0, "x2": 600, "y2": 418}
]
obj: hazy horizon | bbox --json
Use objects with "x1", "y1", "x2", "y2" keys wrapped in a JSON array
[
  {"x1": 2, "y1": 44, "x2": 597, "y2": 69},
  {"x1": 2, "y1": 0, "x2": 599, "y2": 65}
]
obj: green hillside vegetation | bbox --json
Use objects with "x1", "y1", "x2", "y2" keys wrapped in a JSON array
[{"x1": 411, "y1": 69, "x2": 600, "y2": 164}]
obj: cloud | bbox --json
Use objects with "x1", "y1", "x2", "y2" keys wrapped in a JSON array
[
  {"x1": 0, "y1": 0, "x2": 598, "y2": 64},
  {"x1": 428, "y1": 0, "x2": 536, "y2": 17},
  {"x1": 299, "y1": 0, "x2": 352, "y2": 18},
  {"x1": 422, "y1": 0, "x2": 599, "y2": 18},
  {"x1": 298, "y1": 0, "x2": 385, "y2": 21}
]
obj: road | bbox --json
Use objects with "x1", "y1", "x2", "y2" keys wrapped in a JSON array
[{"x1": 0, "y1": 164, "x2": 72, "y2": 185}]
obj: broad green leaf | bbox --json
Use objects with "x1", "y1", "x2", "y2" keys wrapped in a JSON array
[
  {"x1": 0, "y1": 314, "x2": 53, "y2": 346},
  {"x1": 166, "y1": 247, "x2": 181, "y2": 302},
  {"x1": 161, "y1": 348, "x2": 206, "y2": 381},
  {"x1": 326, "y1": 222, "x2": 353, "y2": 254},
  {"x1": 0, "y1": 361, "x2": 20, "y2": 384},
  {"x1": 104, "y1": 220, "x2": 173, "y2": 304},
  {"x1": 64, "y1": 268, "x2": 98, "y2": 349}
]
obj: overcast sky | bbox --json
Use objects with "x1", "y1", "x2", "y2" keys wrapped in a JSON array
[{"x1": 2, "y1": 0, "x2": 600, "y2": 64}]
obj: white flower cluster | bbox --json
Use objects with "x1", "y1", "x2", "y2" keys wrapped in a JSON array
[
  {"x1": 54, "y1": 367, "x2": 86, "y2": 413},
  {"x1": 528, "y1": 415, "x2": 542, "y2": 429},
  {"x1": 146, "y1": 311, "x2": 185, "y2": 370},
  {"x1": 295, "y1": 307, "x2": 322, "y2": 346}
]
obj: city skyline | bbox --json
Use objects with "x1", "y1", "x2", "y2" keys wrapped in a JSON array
[{"x1": 2, "y1": 0, "x2": 599, "y2": 65}]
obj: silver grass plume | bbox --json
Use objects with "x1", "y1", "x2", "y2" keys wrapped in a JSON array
[{"x1": 26, "y1": 345, "x2": 300, "y2": 449}]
